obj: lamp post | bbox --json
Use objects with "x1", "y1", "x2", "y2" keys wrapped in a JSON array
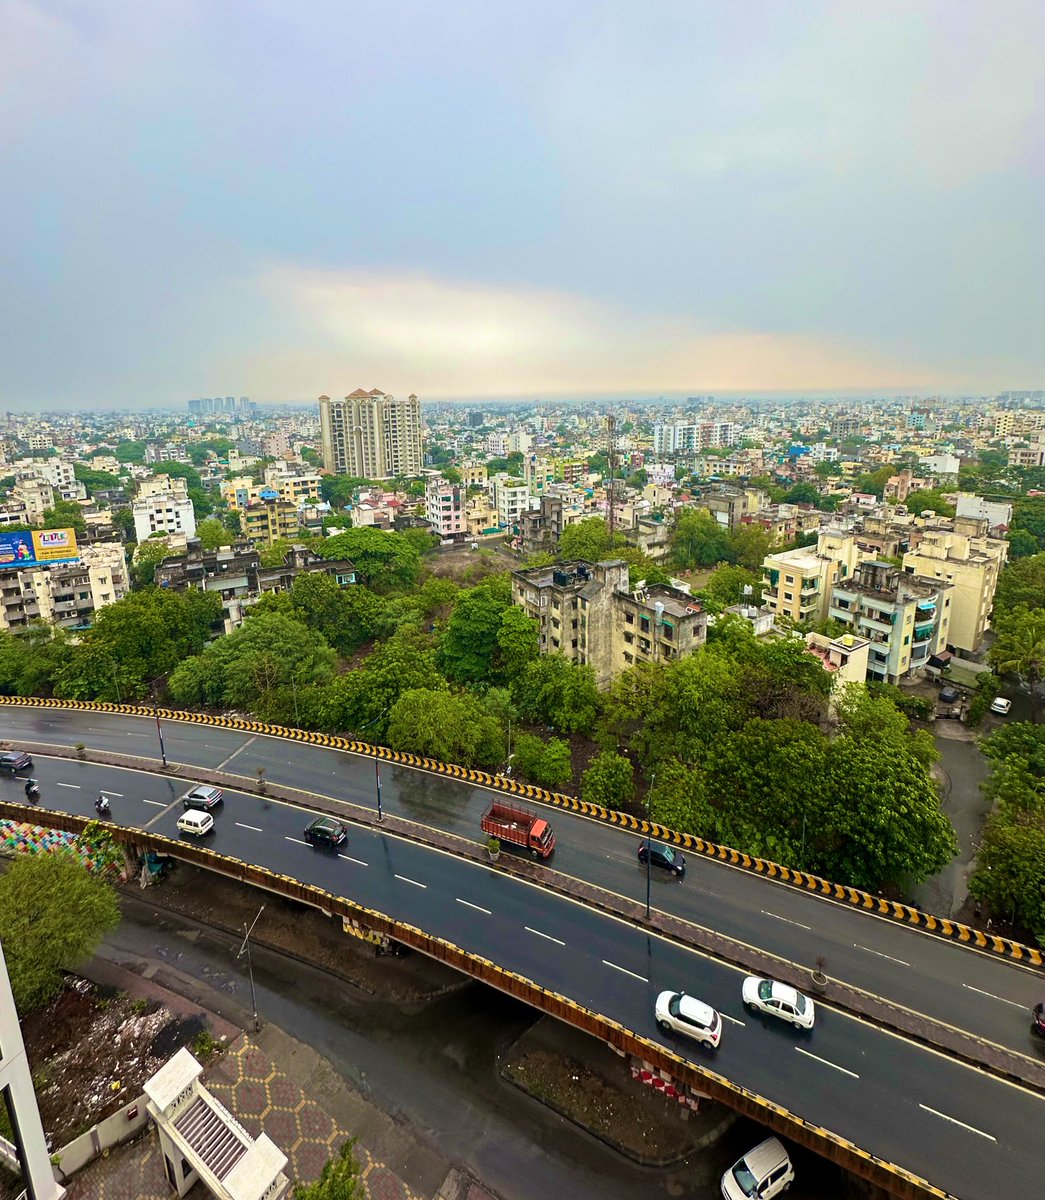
[
  {"x1": 237, "y1": 904, "x2": 265, "y2": 1033},
  {"x1": 645, "y1": 772, "x2": 656, "y2": 920},
  {"x1": 154, "y1": 704, "x2": 167, "y2": 767},
  {"x1": 375, "y1": 760, "x2": 384, "y2": 823}
]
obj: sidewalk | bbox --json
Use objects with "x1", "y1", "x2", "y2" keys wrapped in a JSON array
[{"x1": 59, "y1": 957, "x2": 492, "y2": 1200}]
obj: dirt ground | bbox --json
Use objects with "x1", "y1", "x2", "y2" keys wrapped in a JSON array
[{"x1": 13, "y1": 981, "x2": 212, "y2": 1151}]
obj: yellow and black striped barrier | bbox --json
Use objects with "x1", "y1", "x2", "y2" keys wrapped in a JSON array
[{"x1": 0, "y1": 694, "x2": 1038, "y2": 969}]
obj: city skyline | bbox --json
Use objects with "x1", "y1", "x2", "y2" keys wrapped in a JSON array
[{"x1": 2, "y1": 1, "x2": 1043, "y2": 408}]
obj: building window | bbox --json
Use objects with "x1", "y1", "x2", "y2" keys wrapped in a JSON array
[
  {"x1": 784, "y1": 592, "x2": 793, "y2": 602},
  {"x1": 625, "y1": 611, "x2": 634, "y2": 624}
]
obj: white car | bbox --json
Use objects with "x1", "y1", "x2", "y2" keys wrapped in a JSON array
[
  {"x1": 741, "y1": 976, "x2": 815, "y2": 1029},
  {"x1": 654, "y1": 990, "x2": 722, "y2": 1048},
  {"x1": 990, "y1": 697, "x2": 1012, "y2": 715}
]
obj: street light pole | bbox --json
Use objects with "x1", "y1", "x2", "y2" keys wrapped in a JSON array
[
  {"x1": 237, "y1": 904, "x2": 265, "y2": 1033},
  {"x1": 645, "y1": 772, "x2": 656, "y2": 920},
  {"x1": 375, "y1": 760, "x2": 384, "y2": 823},
  {"x1": 154, "y1": 704, "x2": 167, "y2": 767}
]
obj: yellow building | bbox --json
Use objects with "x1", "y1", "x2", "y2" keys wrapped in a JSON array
[
  {"x1": 242, "y1": 496, "x2": 301, "y2": 547},
  {"x1": 902, "y1": 516, "x2": 1008, "y2": 653},
  {"x1": 761, "y1": 530, "x2": 862, "y2": 625}
]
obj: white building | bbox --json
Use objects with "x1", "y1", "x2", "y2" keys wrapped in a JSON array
[
  {"x1": 133, "y1": 477, "x2": 196, "y2": 543},
  {"x1": 492, "y1": 476, "x2": 535, "y2": 531}
]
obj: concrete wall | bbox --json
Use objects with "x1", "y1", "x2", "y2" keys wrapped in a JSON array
[{"x1": 53, "y1": 1095, "x2": 150, "y2": 1179}]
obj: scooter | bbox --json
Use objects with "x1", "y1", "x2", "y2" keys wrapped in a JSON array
[
  {"x1": 24, "y1": 778, "x2": 39, "y2": 802},
  {"x1": 95, "y1": 794, "x2": 111, "y2": 818}
]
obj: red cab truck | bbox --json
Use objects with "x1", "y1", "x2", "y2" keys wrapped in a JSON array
[{"x1": 481, "y1": 801, "x2": 556, "y2": 860}]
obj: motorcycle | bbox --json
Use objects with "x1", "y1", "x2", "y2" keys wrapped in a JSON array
[
  {"x1": 95, "y1": 794, "x2": 111, "y2": 817},
  {"x1": 24, "y1": 778, "x2": 39, "y2": 802}
]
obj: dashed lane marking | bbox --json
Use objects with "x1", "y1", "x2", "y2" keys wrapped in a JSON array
[
  {"x1": 339, "y1": 854, "x2": 369, "y2": 867},
  {"x1": 854, "y1": 944, "x2": 910, "y2": 967},
  {"x1": 55, "y1": 782, "x2": 80, "y2": 789},
  {"x1": 720, "y1": 1013, "x2": 747, "y2": 1028},
  {"x1": 761, "y1": 910, "x2": 812, "y2": 931},
  {"x1": 395, "y1": 873, "x2": 427, "y2": 889},
  {"x1": 795, "y1": 1047, "x2": 860, "y2": 1079},
  {"x1": 962, "y1": 983, "x2": 1026, "y2": 1011},
  {"x1": 457, "y1": 898, "x2": 492, "y2": 915},
  {"x1": 235, "y1": 822, "x2": 263, "y2": 832},
  {"x1": 918, "y1": 1103, "x2": 996, "y2": 1142},
  {"x1": 602, "y1": 960, "x2": 648, "y2": 983},
  {"x1": 526, "y1": 926, "x2": 566, "y2": 947}
]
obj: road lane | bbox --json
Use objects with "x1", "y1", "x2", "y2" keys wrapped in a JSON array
[{"x1": 4, "y1": 711, "x2": 1045, "y2": 1063}]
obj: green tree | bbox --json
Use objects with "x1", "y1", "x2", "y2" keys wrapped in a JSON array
[
  {"x1": 990, "y1": 606, "x2": 1045, "y2": 721},
  {"x1": 195, "y1": 518, "x2": 230, "y2": 550},
  {"x1": 0, "y1": 625, "x2": 72, "y2": 697},
  {"x1": 73, "y1": 464, "x2": 121, "y2": 495},
  {"x1": 704, "y1": 564, "x2": 762, "y2": 607},
  {"x1": 671, "y1": 508, "x2": 731, "y2": 568},
  {"x1": 782, "y1": 482, "x2": 819, "y2": 505},
  {"x1": 904, "y1": 490, "x2": 956, "y2": 517},
  {"x1": 511, "y1": 733, "x2": 573, "y2": 789},
  {"x1": 293, "y1": 1138, "x2": 362, "y2": 1200},
  {"x1": 496, "y1": 606, "x2": 540, "y2": 678},
  {"x1": 1012, "y1": 497, "x2": 1045, "y2": 551},
  {"x1": 581, "y1": 750, "x2": 635, "y2": 809},
  {"x1": 649, "y1": 760, "x2": 716, "y2": 839},
  {"x1": 970, "y1": 818, "x2": 1045, "y2": 936},
  {"x1": 0, "y1": 855, "x2": 120, "y2": 1013},
  {"x1": 439, "y1": 576, "x2": 513, "y2": 685},
  {"x1": 1007, "y1": 529, "x2": 1039, "y2": 560},
  {"x1": 41, "y1": 499, "x2": 87, "y2": 537},
  {"x1": 994, "y1": 553, "x2": 1045, "y2": 616},
  {"x1": 513, "y1": 655, "x2": 600, "y2": 734},
  {"x1": 727, "y1": 524, "x2": 774, "y2": 571},
  {"x1": 558, "y1": 517, "x2": 613, "y2": 563},
  {"x1": 386, "y1": 688, "x2": 504, "y2": 766},
  {"x1": 133, "y1": 535, "x2": 178, "y2": 587},
  {"x1": 318, "y1": 528, "x2": 421, "y2": 591},
  {"x1": 186, "y1": 438, "x2": 235, "y2": 466},
  {"x1": 852, "y1": 466, "x2": 896, "y2": 497}
]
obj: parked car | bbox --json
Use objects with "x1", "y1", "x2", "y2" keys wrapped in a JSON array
[
  {"x1": 1032, "y1": 1003, "x2": 1045, "y2": 1039},
  {"x1": 638, "y1": 840, "x2": 686, "y2": 878},
  {"x1": 990, "y1": 697, "x2": 1012, "y2": 715},
  {"x1": 182, "y1": 785, "x2": 223, "y2": 811},
  {"x1": 721, "y1": 1137, "x2": 795, "y2": 1200},
  {"x1": 303, "y1": 816, "x2": 348, "y2": 850},
  {"x1": 0, "y1": 750, "x2": 33, "y2": 775},
  {"x1": 176, "y1": 809, "x2": 215, "y2": 837},
  {"x1": 654, "y1": 990, "x2": 722, "y2": 1048},
  {"x1": 938, "y1": 685, "x2": 961, "y2": 704},
  {"x1": 741, "y1": 976, "x2": 815, "y2": 1029}
]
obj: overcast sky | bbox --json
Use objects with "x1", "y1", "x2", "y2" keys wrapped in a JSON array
[{"x1": 1, "y1": 1, "x2": 1042, "y2": 407}]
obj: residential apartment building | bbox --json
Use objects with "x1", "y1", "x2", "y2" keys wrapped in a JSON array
[
  {"x1": 0, "y1": 542, "x2": 128, "y2": 632},
  {"x1": 12, "y1": 477, "x2": 54, "y2": 523},
  {"x1": 241, "y1": 494, "x2": 300, "y2": 546},
  {"x1": 319, "y1": 389, "x2": 424, "y2": 479},
  {"x1": 653, "y1": 422, "x2": 736, "y2": 455},
  {"x1": 221, "y1": 464, "x2": 321, "y2": 511},
  {"x1": 955, "y1": 493, "x2": 1012, "y2": 535},
  {"x1": 132, "y1": 475, "x2": 196, "y2": 543},
  {"x1": 511, "y1": 559, "x2": 707, "y2": 687},
  {"x1": 698, "y1": 485, "x2": 768, "y2": 530},
  {"x1": 155, "y1": 541, "x2": 357, "y2": 634},
  {"x1": 426, "y1": 478, "x2": 466, "y2": 539},
  {"x1": 491, "y1": 476, "x2": 534, "y2": 533},
  {"x1": 828, "y1": 561, "x2": 951, "y2": 684},
  {"x1": 902, "y1": 516, "x2": 1007, "y2": 653},
  {"x1": 761, "y1": 530, "x2": 863, "y2": 625}
]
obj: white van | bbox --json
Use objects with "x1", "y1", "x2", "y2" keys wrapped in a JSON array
[
  {"x1": 177, "y1": 809, "x2": 215, "y2": 837},
  {"x1": 721, "y1": 1138, "x2": 794, "y2": 1199}
]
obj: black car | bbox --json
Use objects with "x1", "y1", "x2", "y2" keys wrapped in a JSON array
[
  {"x1": 1032, "y1": 1003, "x2": 1045, "y2": 1039},
  {"x1": 938, "y1": 685, "x2": 961, "y2": 704},
  {"x1": 182, "y1": 785, "x2": 223, "y2": 811},
  {"x1": 303, "y1": 816, "x2": 348, "y2": 850},
  {"x1": 0, "y1": 750, "x2": 33, "y2": 775},
  {"x1": 638, "y1": 839, "x2": 686, "y2": 878}
]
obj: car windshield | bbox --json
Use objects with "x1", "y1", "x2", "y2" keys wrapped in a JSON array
[
  {"x1": 757, "y1": 980, "x2": 774, "y2": 1001},
  {"x1": 794, "y1": 994, "x2": 808, "y2": 1014},
  {"x1": 731, "y1": 1164, "x2": 758, "y2": 1196},
  {"x1": 660, "y1": 846, "x2": 676, "y2": 863}
]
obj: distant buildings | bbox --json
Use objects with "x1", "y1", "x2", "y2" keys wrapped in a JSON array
[
  {"x1": 0, "y1": 542, "x2": 128, "y2": 632},
  {"x1": 653, "y1": 421, "x2": 736, "y2": 455},
  {"x1": 319, "y1": 389, "x2": 423, "y2": 479}
]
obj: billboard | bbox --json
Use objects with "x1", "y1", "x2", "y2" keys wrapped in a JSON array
[{"x1": 0, "y1": 528, "x2": 80, "y2": 570}]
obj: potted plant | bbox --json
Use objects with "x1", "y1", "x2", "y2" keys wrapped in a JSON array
[
  {"x1": 810, "y1": 955, "x2": 828, "y2": 993},
  {"x1": 486, "y1": 836, "x2": 501, "y2": 862},
  {"x1": 74, "y1": 742, "x2": 87, "y2": 760},
  {"x1": 256, "y1": 766, "x2": 268, "y2": 795}
]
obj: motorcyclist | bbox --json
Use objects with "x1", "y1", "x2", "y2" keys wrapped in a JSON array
[
  {"x1": 24, "y1": 778, "x2": 39, "y2": 800},
  {"x1": 95, "y1": 793, "x2": 111, "y2": 815}
]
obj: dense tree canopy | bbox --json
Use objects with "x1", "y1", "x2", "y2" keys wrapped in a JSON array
[{"x1": 318, "y1": 528, "x2": 421, "y2": 591}]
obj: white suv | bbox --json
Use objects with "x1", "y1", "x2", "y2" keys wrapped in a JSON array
[{"x1": 721, "y1": 1138, "x2": 794, "y2": 1199}]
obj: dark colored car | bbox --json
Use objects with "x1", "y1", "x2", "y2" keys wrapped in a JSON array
[
  {"x1": 938, "y1": 685, "x2": 961, "y2": 704},
  {"x1": 304, "y1": 816, "x2": 348, "y2": 850},
  {"x1": 638, "y1": 840, "x2": 686, "y2": 878},
  {"x1": 0, "y1": 750, "x2": 33, "y2": 775},
  {"x1": 182, "y1": 785, "x2": 223, "y2": 811},
  {"x1": 1032, "y1": 1003, "x2": 1045, "y2": 1039}
]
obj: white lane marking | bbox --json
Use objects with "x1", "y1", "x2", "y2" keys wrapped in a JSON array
[
  {"x1": 918, "y1": 1103, "x2": 996, "y2": 1142},
  {"x1": 217, "y1": 738, "x2": 256, "y2": 770},
  {"x1": 457, "y1": 898, "x2": 492, "y2": 915},
  {"x1": 55, "y1": 782, "x2": 80, "y2": 789},
  {"x1": 284, "y1": 836, "x2": 309, "y2": 846},
  {"x1": 962, "y1": 983, "x2": 1025, "y2": 1011},
  {"x1": 525, "y1": 926, "x2": 566, "y2": 947},
  {"x1": 795, "y1": 1047, "x2": 860, "y2": 1079},
  {"x1": 339, "y1": 854, "x2": 369, "y2": 867},
  {"x1": 123, "y1": 732, "x2": 148, "y2": 738},
  {"x1": 602, "y1": 960, "x2": 648, "y2": 983},
  {"x1": 104, "y1": 791, "x2": 124, "y2": 797},
  {"x1": 720, "y1": 1013, "x2": 747, "y2": 1028},
  {"x1": 854, "y1": 944, "x2": 910, "y2": 967},
  {"x1": 142, "y1": 799, "x2": 166, "y2": 807},
  {"x1": 761, "y1": 910, "x2": 812, "y2": 931},
  {"x1": 235, "y1": 822, "x2": 263, "y2": 832},
  {"x1": 395, "y1": 873, "x2": 427, "y2": 889}
]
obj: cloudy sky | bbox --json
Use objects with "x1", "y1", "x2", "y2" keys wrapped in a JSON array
[{"x1": 1, "y1": 1, "x2": 1042, "y2": 407}]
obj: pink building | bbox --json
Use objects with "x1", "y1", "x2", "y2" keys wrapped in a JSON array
[{"x1": 426, "y1": 478, "x2": 466, "y2": 538}]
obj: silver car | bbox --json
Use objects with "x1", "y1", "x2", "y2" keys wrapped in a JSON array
[
  {"x1": 741, "y1": 976, "x2": 815, "y2": 1029},
  {"x1": 182, "y1": 785, "x2": 223, "y2": 811}
]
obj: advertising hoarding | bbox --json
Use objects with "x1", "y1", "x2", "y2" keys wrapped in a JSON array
[{"x1": 0, "y1": 528, "x2": 80, "y2": 570}]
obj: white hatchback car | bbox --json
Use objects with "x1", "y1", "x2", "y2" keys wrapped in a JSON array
[
  {"x1": 741, "y1": 976, "x2": 815, "y2": 1029},
  {"x1": 655, "y1": 990, "x2": 722, "y2": 1048},
  {"x1": 990, "y1": 696, "x2": 1012, "y2": 715}
]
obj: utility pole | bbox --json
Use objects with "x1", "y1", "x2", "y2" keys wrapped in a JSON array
[
  {"x1": 375, "y1": 760, "x2": 384, "y2": 822},
  {"x1": 237, "y1": 904, "x2": 265, "y2": 1033},
  {"x1": 606, "y1": 413, "x2": 618, "y2": 536},
  {"x1": 645, "y1": 772, "x2": 656, "y2": 920}
]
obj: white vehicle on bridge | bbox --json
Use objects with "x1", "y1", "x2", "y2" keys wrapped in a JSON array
[{"x1": 741, "y1": 976, "x2": 815, "y2": 1029}]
